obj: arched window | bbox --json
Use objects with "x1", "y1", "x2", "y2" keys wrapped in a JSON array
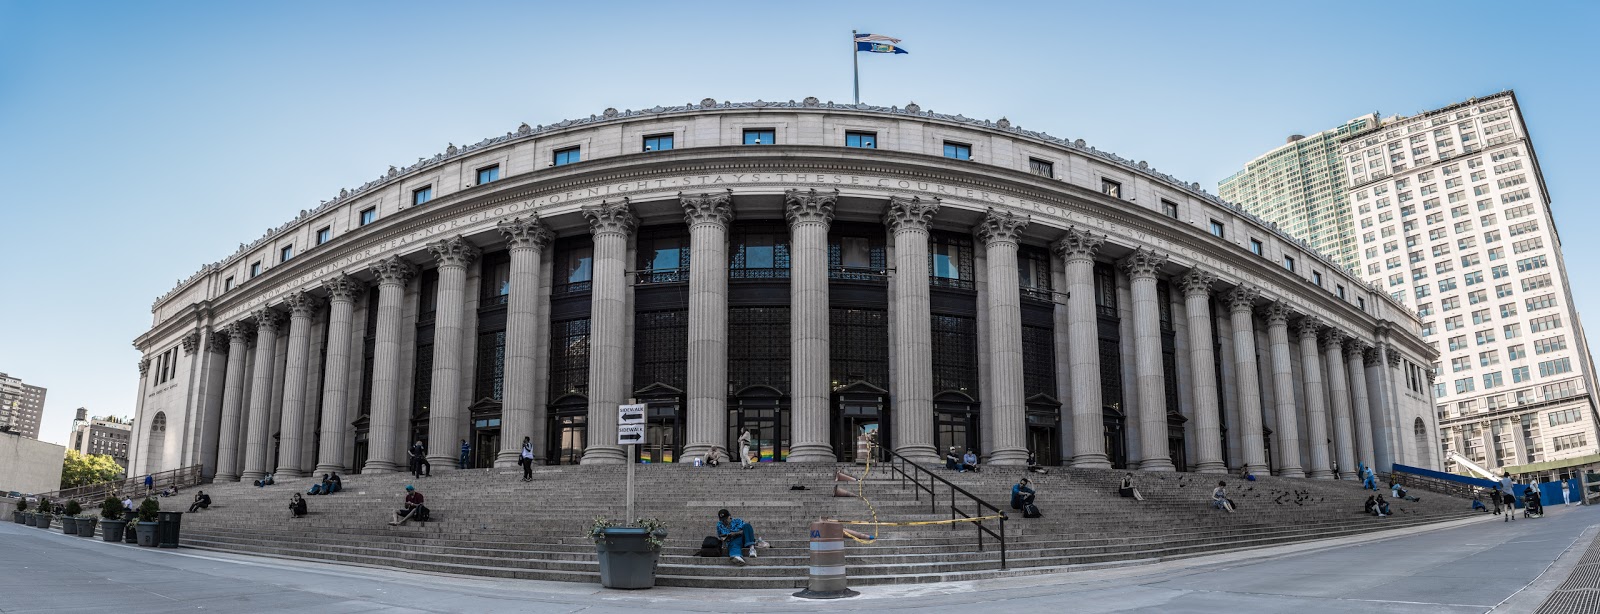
[
  {"x1": 151, "y1": 412, "x2": 166, "y2": 432},
  {"x1": 1414, "y1": 417, "x2": 1428, "y2": 468}
]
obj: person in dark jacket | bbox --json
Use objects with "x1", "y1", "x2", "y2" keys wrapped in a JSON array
[
  {"x1": 1120, "y1": 474, "x2": 1144, "y2": 500},
  {"x1": 1011, "y1": 478, "x2": 1036, "y2": 511},
  {"x1": 329, "y1": 473, "x2": 342, "y2": 493},
  {"x1": 390, "y1": 485, "x2": 426, "y2": 526},
  {"x1": 409, "y1": 441, "x2": 431, "y2": 478},
  {"x1": 289, "y1": 493, "x2": 308, "y2": 518},
  {"x1": 1502, "y1": 490, "x2": 1517, "y2": 522},
  {"x1": 188, "y1": 491, "x2": 211, "y2": 512}
]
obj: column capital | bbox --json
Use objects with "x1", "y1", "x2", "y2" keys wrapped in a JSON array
[
  {"x1": 324, "y1": 273, "x2": 364, "y2": 303},
  {"x1": 138, "y1": 358, "x2": 150, "y2": 376},
  {"x1": 222, "y1": 320, "x2": 256, "y2": 343},
  {"x1": 1384, "y1": 345, "x2": 1403, "y2": 367},
  {"x1": 370, "y1": 255, "x2": 418, "y2": 286},
  {"x1": 1225, "y1": 285, "x2": 1260, "y2": 314},
  {"x1": 1052, "y1": 226, "x2": 1105, "y2": 262},
  {"x1": 252, "y1": 306, "x2": 284, "y2": 334},
  {"x1": 180, "y1": 330, "x2": 202, "y2": 355},
  {"x1": 497, "y1": 216, "x2": 554, "y2": 251},
  {"x1": 1118, "y1": 248, "x2": 1167, "y2": 281},
  {"x1": 784, "y1": 188, "x2": 837, "y2": 227},
  {"x1": 883, "y1": 195, "x2": 939, "y2": 233},
  {"x1": 974, "y1": 207, "x2": 1029, "y2": 247},
  {"x1": 284, "y1": 290, "x2": 321, "y2": 317},
  {"x1": 583, "y1": 198, "x2": 637, "y2": 238},
  {"x1": 206, "y1": 331, "x2": 230, "y2": 354},
  {"x1": 1319, "y1": 327, "x2": 1345, "y2": 349},
  {"x1": 1259, "y1": 300, "x2": 1293, "y2": 324},
  {"x1": 427, "y1": 235, "x2": 480, "y2": 269},
  {"x1": 1296, "y1": 315, "x2": 1323, "y2": 339},
  {"x1": 1178, "y1": 268, "x2": 1216, "y2": 298},
  {"x1": 1363, "y1": 345, "x2": 1382, "y2": 366},
  {"x1": 680, "y1": 189, "x2": 734, "y2": 229},
  {"x1": 1343, "y1": 338, "x2": 1367, "y2": 359}
]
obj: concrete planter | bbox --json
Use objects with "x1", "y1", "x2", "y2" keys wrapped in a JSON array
[
  {"x1": 135, "y1": 522, "x2": 159, "y2": 546},
  {"x1": 35, "y1": 513, "x2": 53, "y2": 530},
  {"x1": 10, "y1": 511, "x2": 20, "y2": 524},
  {"x1": 61, "y1": 516, "x2": 78, "y2": 535},
  {"x1": 124, "y1": 520, "x2": 138, "y2": 543},
  {"x1": 24, "y1": 512, "x2": 36, "y2": 526},
  {"x1": 100, "y1": 519, "x2": 127, "y2": 542},
  {"x1": 594, "y1": 528, "x2": 661, "y2": 590},
  {"x1": 77, "y1": 516, "x2": 97, "y2": 538}
]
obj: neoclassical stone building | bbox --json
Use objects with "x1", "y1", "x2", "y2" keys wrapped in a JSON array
[{"x1": 131, "y1": 98, "x2": 1440, "y2": 481}]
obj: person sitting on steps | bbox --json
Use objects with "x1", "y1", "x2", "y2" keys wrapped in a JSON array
[
  {"x1": 1471, "y1": 493, "x2": 1488, "y2": 512},
  {"x1": 328, "y1": 473, "x2": 342, "y2": 494},
  {"x1": 1212, "y1": 481, "x2": 1233, "y2": 512},
  {"x1": 1391, "y1": 482, "x2": 1420, "y2": 503},
  {"x1": 961, "y1": 448, "x2": 980, "y2": 473},
  {"x1": 1240, "y1": 467, "x2": 1257, "y2": 481},
  {"x1": 715, "y1": 508, "x2": 769, "y2": 565},
  {"x1": 409, "y1": 441, "x2": 431, "y2": 478},
  {"x1": 1026, "y1": 451, "x2": 1048, "y2": 475},
  {"x1": 945, "y1": 446, "x2": 960, "y2": 471},
  {"x1": 706, "y1": 446, "x2": 726, "y2": 467},
  {"x1": 309, "y1": 474, "x2": 333, "y2": 495},
  {"x1": 390, "y1": 485, "x2": 427, "y2": 526},
  {"x1": 1365, "y1": 495, "x2": 1382, "y2": 516},
  {"x1": 1011, "y1": 478, "x2": 1037, "y2": 513},
  {"x1": 1120, "y1": 474, "x2": 1144, "y2": 501},
  {"x1": 253, "y1": 475, "x2": 275, "y2": 488},
  {"x1": 1375, "y1": 494, "x2": 1392, "y2": 516},
  {"x1": 188, "y1": 491, "x2": 211, "y2": 513},
  {"x1": 289, "y1": 493, "x2": 308, "y2": 518}
]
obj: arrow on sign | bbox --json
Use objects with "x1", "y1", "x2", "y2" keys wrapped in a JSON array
[
  {"x1": 620, "y1": 412, "x2": 644, "y2": 422},
  {"x1": 620, "y1": 432, "x2": 643, "y2": 442}
]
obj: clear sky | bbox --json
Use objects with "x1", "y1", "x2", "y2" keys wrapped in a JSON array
[{"x1": 2, "y1": 1, "x2": 1597, "y2": 446}]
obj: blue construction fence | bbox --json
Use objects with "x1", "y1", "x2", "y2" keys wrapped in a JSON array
[{"x1": 1392, "y1": 463, "x2": 1581, "y2": 509}]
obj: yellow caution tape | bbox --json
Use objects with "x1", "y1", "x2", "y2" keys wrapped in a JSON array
[{"x1": 836, "y1": 515, "x2": 1006, "y2": 527}]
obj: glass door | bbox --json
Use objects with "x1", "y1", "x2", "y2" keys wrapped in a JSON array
[
  {"x1": 730, "y1": 388, "x2": 789, "y2": 462},
  {"x1": 934, "y1": 397, "x2": 979, "y2": 458},
  {"x1": 635, "y1": 398, "x2": 682, "y2": 464},
  {"x1": 472, "y1": 418, "x2": 500, "y2": 469},
  {"x1": 1104, "y1": 408, "x2": 1128, "y2": 469}
]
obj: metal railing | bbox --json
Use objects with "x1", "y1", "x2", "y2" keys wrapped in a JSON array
[
  {"x1": 36, "y1": 465, "x2": 205, "y2": 506},
  {"x1": 881, "y1": 448, "x2": 1008, "y2": 569}
]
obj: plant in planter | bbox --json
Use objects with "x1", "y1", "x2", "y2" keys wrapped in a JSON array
[
  {"x1": 60, "y1": 500, "x2": 83, "y2": 535},
  {"x1": 34, "y1": 497, "x2": 53, "y2": 530},
  {"x1": 71, "y1": 499, "x2": 96, "y2": 538},
  {"x1": 134, "y1": 498, "x2": 160, "y2": 546},
  {"x1": 12, "y1": 499, "x2": 24, "y2": 524},
  {"x1": 99, "y1": 496, "x2": 127, "y2": 543},
  {"x1": 587, "y1": 516, "x2": 667, "y2": 589}
]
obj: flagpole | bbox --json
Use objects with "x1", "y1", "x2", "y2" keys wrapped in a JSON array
[{"x1": 852, "y1": 29, "x2": 859, "y2": 104}]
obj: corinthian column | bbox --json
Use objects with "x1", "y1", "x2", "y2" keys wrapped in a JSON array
[
  {"x1": 214, "y1": 320, "x2": 254, "y2": 481},
  {"x1": 678, "y1": 190, "x2": 734, "y2": 463},
  {"x1": 496, "y1": 217, "x2": 553, "y2": 467},
  {"x1": 314, "y1": 274, "x2": 362, "y2": 474},
  {"x1": 1121, "y1": 248, "x2": 1171, "y2": 471},
  {"x1": 1055, "y1": 228, "x2": 1107, "y2": 468},
  {"x1": 1347, "y1": 339, "x2": 1376, "y2": 471},
  {"x1": 1179, "y1": 269, "x2": 1224, "y2": 473},
  {"x1": 1322, "y1": 328, "x2": 1356, "y2": 479},
  {"x1": 241, "y1": 307, "x2": 283, "y2": 481},
  {"x1": 885, "y1": 196, "x2": 940, "y2": 463},
  {"x1": 785, "y1": 189, "x2": 837, "y2": 463},
  {"x1": 976, "y1": 208, "x2": 1030, "y2": 465},
  {"x1": 1226, "y1": 286, "x2": 1268, "y2": 474},
  {"x1": 1298, "y1": 316, "x2": 1333, "y2": 479},
  {"x1": 364, "y1": 256, "x2": 416, "y2": 473},
  {"x1": 1263, "y1": 302, "x2": 1304, "y2": 477},
  {"x1": 273, "y1": 291, "x2": 320, "y2": 481},
  {"x1": 425, "y1": 236, "x2": 480, "y2": 470},
  {"x1": 581, "y1": 199, "x2": 636, "y2": 464}
]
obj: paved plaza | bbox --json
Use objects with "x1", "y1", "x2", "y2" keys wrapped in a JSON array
[{"x1": 1, "y1": 504, "x2": 1594, "y2": 613}]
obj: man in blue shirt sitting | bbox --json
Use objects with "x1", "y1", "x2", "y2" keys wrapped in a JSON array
[{"x1": 715, "y1": 508, "x2": 770, "y2": 565}]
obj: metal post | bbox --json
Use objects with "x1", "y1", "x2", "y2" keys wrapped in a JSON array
[
  {"x1": 851, "y1": 30, "x2": 859, "y2": 104},
  {"x1": 625, "y1": 397, "x2": 637, "y2": 524}
]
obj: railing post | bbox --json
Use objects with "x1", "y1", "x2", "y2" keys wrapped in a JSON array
[{"x1": 999, "y1": 516, "x2": 1007, "y2": 569}]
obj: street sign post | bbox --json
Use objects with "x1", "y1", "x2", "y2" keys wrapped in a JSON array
[{"x1": 619, "y1": 402, "x2": 646, "y2": 523}]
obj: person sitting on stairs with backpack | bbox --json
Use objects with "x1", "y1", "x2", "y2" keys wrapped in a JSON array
[
  {"x1": 715, "y1": 508, "x2": 770, "y2": 565},
  {"x1": 1011, "y1": 478, "x2": 1040, "y2": 518}
]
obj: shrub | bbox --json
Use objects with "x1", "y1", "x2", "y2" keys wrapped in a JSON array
[
  {"x1": 36, "y1": 497, "x2": 51, "y2": 514},
  {"x1": 14, "y1": 499, "x2": 25, "y2": 512},
  {"x1": 64, "y1": 500, "x2": 82, "y2": 517},
  {"x1": 136, "y1": 498, "x2": 159, "y2": 523},
  {"x1": 100, "y1": 497, "x2": 122, "y2": 520}
]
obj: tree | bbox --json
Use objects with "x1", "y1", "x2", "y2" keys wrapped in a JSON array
[{"x1": 60, "y1": 450, "x2": 124, "y2": 489}]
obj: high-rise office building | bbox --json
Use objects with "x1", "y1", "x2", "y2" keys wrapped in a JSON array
[
  {"x1": 0, "y1": 372, "x2": 46, "y2": 440},
  {"x1": 1220, "y1": 113, "x2": 1379, "y2": 271},
  {"x1": 1345, "y1": 91, "x2": 1598, "y2": 481}
]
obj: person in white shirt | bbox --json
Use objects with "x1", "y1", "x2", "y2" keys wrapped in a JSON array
[
  {"x1": 1212, "y1": 482, "x2": 1232, "y2": 512},
  {"x1": 519, "y1": 437, "x2": 535, "y2": 482}
]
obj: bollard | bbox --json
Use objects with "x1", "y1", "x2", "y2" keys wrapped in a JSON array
[{"x1": 793, "y1": 520, "x2": 858, "y2": 599}]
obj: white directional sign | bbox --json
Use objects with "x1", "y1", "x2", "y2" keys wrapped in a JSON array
[{"x1": 617, "y1": 403, "x2": 647, "y2": 445}]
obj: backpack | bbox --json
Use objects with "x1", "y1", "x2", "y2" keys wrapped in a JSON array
[
  {"x1": 1022, "y1": 503, "x2": 1041, "y2": 518},
  {"x1": 697, "y1": 536, "x2": 725, "y2": 557},
  {"x1": 415, "y1": 505, "x2": 431, "y2": 522}
]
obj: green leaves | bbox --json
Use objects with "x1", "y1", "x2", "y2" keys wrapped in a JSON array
[{"x1": 60, "y1": 450, "x2": 124, "y2": 489}]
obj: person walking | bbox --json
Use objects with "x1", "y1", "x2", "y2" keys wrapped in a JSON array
[
  {"x1": 143, "y1": 474, "x2": 154, "y2": 496},
  {"x1": 1502, "y1": 489, "x2": 1517, "y2": 522},
  {"x1": 519, "y1": 437, "x2": 535, "y2": 482},
  {"x1": 409, "y1": 441, "x2": 431, "y2": 478},
  {"x1": 458, "y1": 439, "x2": 471, "y2": 470},
  {"x1": 715, "y1": 508, "x2": 769, "y2": 565},
  {"x1": 737, "y1": 429, "x2": 754, "y2": 469}
]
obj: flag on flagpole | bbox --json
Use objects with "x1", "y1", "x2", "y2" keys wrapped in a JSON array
[
  {"x1": 856, "y1": 41, "x2": 908, "y2": 54},
  {"x1": 854, "y1": 32, "x2": 901, "y2": 44}
]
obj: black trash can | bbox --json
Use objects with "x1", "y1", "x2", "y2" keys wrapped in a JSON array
[{"x1": 156, "y1": 511, "x2": 182, "y2": 548}]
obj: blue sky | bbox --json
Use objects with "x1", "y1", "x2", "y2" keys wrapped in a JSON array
[{"x1": 2, "y1": 1, "x2": 1596, "y2": 446}]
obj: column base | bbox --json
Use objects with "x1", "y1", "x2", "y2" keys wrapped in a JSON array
[
  {"x1": 1275, "y1": 467, "x2": 1306, "y2": 478},
  {"x1": 362, "y1": 461, "x2": 398, "y2": 474},
  {"x1": 240, "y1": 471, "x2": 265, "y2": 481},
  {"x1": 581, "y1": 445, "x2": 626, "y2": 464},
  {"x1": 214, "y1": 473, "x2": 241, "y2": 482},
  {"x1": 311, "y1": 464, "x2": 346, "y2": 476},
  {"x1": 1337, "y1": 471, "x2": 1357, "y2": 480},
  {"x1": 680, "y1": 444, "x2": 713, "y2": 464},
  {"x1": 427, "y1": 455, "x2": 460, "y2": 471},
  {"x1": 1138, "y1": 459, "x2": 1176, "y2": 472},
  {"x1": 893, "y1": 444, "x2": 938, "y2": 466},
  {"x1": 986, "y1": 449, "x2": 1029, "y2": 466},
  {"x1": 1307, "y1": 469, "x2": 1334, "y2": 479},
  {"x1": 272, "y1": 469, "x2": 304, "y2": 482},
  {"x1": 1193, "y1": 461, "x2": 1228, "y2": 474},
  {"x1": 494, "y1": 452, "x2": 524, "y2": 468},
  {"x1": 1242, "y1": 463, "x2": 1270, "y2": 475},
  {"x1": 1071, "y1": 454, "x2": 1111, "y2": 469},
  {"x1": 787, "y1": 444, "x2": 836, "y2": 463}
]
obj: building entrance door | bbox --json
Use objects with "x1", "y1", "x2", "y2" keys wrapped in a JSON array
[
  {"x1": 546, "y1": 394, "x2": 587, "y2": 465},
  {"x1": 633, "y1": 385, "x2": 683, "y2": 464},
  {"x1": 1104, "y1": 407, "x2": 1128, "y2": 469},
  {"x1": 472, "y1": 419, "x2": 500, "y2": 469},
  {"x1": 934, "y1": 392, "x2": 979, "y2": 457},
  {"x1": 730, "y1": 386, "x2": 788, "y2": 463},
  {"x1": 833, "y1": 381, "x2": 889, "y2": 463}
]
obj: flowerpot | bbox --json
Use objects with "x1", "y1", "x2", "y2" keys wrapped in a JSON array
[
  {"x1": 24, "y1": 513, "x2": 35, "y2": 527},
  {"x1": 35, "y1": 513, "x2": 53, "y2": 530},
  {"x1": 135, "y1": 522, "x2": 159, "y2": 547},
  {"x1": 61, "y1": 516, "x2": 78, "y2": 535},
  {"x1": 10, "y1": 511, "x2": 20, "y2": 524},
  {"x1": 124, "y1": 520, "x2": 138, "y2": 543},
  {"x1": 594, "y1": 528, "x2": 661, "y2": 589},
  {"x1": 77, "y1": 516, "x2": 98, "y2": 538},
  {"x1": 100, "y1": 519, "x2": 127, "y2": 542}
]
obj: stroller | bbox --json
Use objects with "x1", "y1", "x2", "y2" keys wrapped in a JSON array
[{"x1": 1523, "y1": 490, "x2": 1544, "y2": 518}]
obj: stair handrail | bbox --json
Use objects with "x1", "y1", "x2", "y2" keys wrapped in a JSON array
[
  {"x1": 880, "y1": 447, "x2": 1008, "y2": 569},
  {"x1": 35, "y1": 464, "x2": 205, "y2": 506}
]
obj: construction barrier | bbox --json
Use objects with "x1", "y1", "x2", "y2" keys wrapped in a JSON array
[{"x1": 793, "y1": 520, "x2": 857, "y2": 599}]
